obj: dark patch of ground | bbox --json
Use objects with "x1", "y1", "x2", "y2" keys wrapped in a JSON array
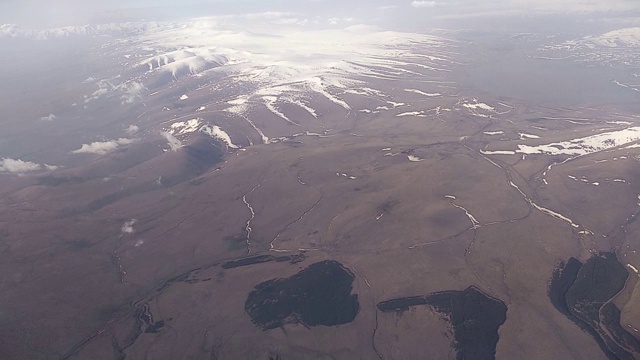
[
  {"x1": 221, "y1": 253, "x2": 306, "y2": 269},
  {"x1": 549, "y1": 252, "x2": 638, "y2": 360},
  {"x1": 245, "y1": 260, "x2": 359, "y2": 330},
  {"x1": 549, "y1": 257, "x2": 582, "y2": 317},
  {"x1": 378, "y1": 286, "x2": 507, "y2": 360},
  {"x1": 601, "y1": 303, "x2": 640, "y2": 353}
]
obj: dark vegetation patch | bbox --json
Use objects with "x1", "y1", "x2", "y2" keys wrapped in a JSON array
[
  {"x1": 37, "y1": 176, "x2": 85, "y2": 187},
  {"x1": 378, "y1": 286, "x2": 507, "y2": 360},
  {"x1": 101, "y1": 303, "x2": 165, "y2": 360},
  {"x1": 549, "y1": 252, "x2": 638, "y2": 360},
  {"x1": 565, "y1": 252, "x2": 628, "y2": 328},
  {"x1": 245, "y1": 260, "x2": 359, "y2": 330},
  {"x1": 601, "y1": 303, "x2": 640, "y2": 353},
  {"x1": 221, "y1": 253, "x2": 306, "y2": 269},
  {"x1": 225, "y1": 234, "x2": 247, "y2": 251},
  {"x1": 549, "y1": 257, "x2": 582, "y2": 316},
  {"x1": 138, "y1": 304, "x2": 166, "y2": 335},
  {"x1": 156, "y1": 272, "x2": 193, "y2": 293},
  {"x1": 377, "y1": 200, "x2": 397, "y2": 215},
  {"x1": 377, "y1": 295, "x2": 432, "y2": 312},
  {"x1": 96, "y1": 304, "x2": 123, "y2": 323},
  {"x1": 144, "y1": 320, "x2": 165, "y2": 334},
  {"x1": 65, "y1": 239, "x2": 93, "y2": 250},
  {"x1": 189, "y1": 177, "x2": 206, "y2": 186}
]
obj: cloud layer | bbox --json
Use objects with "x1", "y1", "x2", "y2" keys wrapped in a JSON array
[
  {"x1": 2, "y1": 0, "x2": 638, "y2": 30},
  {"x1": 412, "y1": 1, "x2": 436, "y2": 8}
]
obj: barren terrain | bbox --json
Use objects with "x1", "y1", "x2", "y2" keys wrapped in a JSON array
[{"x1": 1, "y1": 18, "x2": 640, "y2": 360}]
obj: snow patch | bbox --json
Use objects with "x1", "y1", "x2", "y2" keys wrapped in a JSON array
[
  {"x1": 519, "y1": 132, "x2": 540, "y2": 139},
  {"x1": 462, "y1": 99, "x2": 494, "y2": 111},
  {"x1": 480, "y1": 150, "x2": 515, "y2": 155},
  {"x1": 201, "y1": 125, "x2": 239, "y2": 149},
  {"x1": 397, "y1": 111, "x2": 427, "y2": 117},
  {"x1": 517, "y1": 127, "x2": 640, "y2": 156},
  {"x1": 169, "y1": 119, "x2": 202, "y2": 135},
  {"x1": 404, "y1": 88, "x2": 441, "y2": 97}
]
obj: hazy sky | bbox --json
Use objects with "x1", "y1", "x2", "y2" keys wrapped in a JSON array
[{"x1": 0, "y1": 0, "x2": 638, "y2": 30}]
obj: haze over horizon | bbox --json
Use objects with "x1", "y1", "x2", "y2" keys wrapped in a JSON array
[{"x1": 1, "y1": 0, "x2": 639, "y2": 32}]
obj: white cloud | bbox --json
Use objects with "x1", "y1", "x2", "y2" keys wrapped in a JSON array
[
  {"x1": 0, "y1": 158, "x2": 41, "y2": 173},
  {"x1": 125, "y1": 124, "x2": 140, "y2": 135},
  {"x1": 39, "y1": 114, "x2": 56, "y2": 121},
  {"x1": 84, "y1": 81, "x2": 111, "y2": 103},
  {"x1": 161, "y1": 131, "x2": 182, "y2": 151},
  {"x1": 71, "y1": 138, "x2": 134, "y2": 155},
  {"x1": 328, "y1": 17, "x2": 356, "y2": 25},
  {"x1": 412, "y1": 1, "x2": 436, "y2": 8},
  {"x1": 121, "y1": 81, "x2": 145, "y2": 104},
  {"x1": 243, "y1": 11, "x2": 297, "y2": 20},
  {"x1": 273, "y1": 17, "x2": 309, "y2": 26},
  {"x1": 84, "y1": 79, "x2": 145, "y2": 105},
  {"x1": 121, "y1": 219, "x2": 137, "y2": 234}
]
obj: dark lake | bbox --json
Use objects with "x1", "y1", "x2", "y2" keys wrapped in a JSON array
[
  {"x1": 245, "y1": 260, "x2": 359, "y2": 330},
  {"x1": 378, "y1": 286, "x2": 507, "y2": 360},
  {"x1": 549, "y1": 252, "x2": 638, "y2": 360}
]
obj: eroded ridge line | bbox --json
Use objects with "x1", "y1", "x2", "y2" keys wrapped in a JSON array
[{"x1": 243, "y1": 184, "x2": 261, "y2": 255}]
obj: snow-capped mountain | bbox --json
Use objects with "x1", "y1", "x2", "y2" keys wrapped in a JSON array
[
  {"x1": 540, "y1": 27, "x2": 640, "y2": 66},
  {"x1": 590, "y1": 27, "x2": 640, "y2": 47}
]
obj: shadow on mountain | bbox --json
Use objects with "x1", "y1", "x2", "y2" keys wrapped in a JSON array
[
  {"x1": 82, "y1": 134, "x2": 224, "y2": 212},
  {"x1": 37, "y1": 140, "x2": 166, "y2": 187}
]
